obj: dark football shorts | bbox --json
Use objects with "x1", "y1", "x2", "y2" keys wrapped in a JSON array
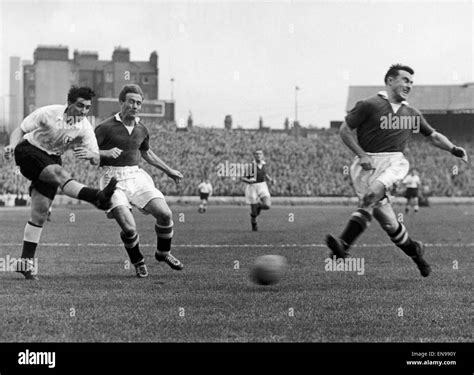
[
  {"x1": 200, "y1": 192, "x2": 209, "y2": 200},
  {"x1": 14, "y1": 140, "x2": 62, "y2": 200},
  {"x1": 405, "y1": 187, "x2": 419, "y2": 199}
]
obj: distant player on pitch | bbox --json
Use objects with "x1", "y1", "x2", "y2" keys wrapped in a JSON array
[
  {"x1": 197, "y1": 178, "x2": 213, "y2": 213},
  {"x1": 402, "y1": 168, "x2": 421, "y2": 214},
  {"x1": 3, "y1": 86, "x2": 117, "y2": 280},
  {"x1": 325, "y1": 64, "x2": 468, "y2": 277},
  {"x1": 241, "y1": 149, "x2": 275, "y2": 231},
  {"x1": 95, "y1": 84, "x2": 184, "y2": 278}
]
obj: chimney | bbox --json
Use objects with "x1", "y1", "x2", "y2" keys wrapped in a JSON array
[{"x1": 112, "y1": 47, "x2": 130, "y2": 62}]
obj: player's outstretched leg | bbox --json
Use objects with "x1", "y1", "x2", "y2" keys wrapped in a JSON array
[
  {"x1": 147, "y1": 199, "x2": 183, "y2": 271},
  {"x1": 154, "y1": 221, "x2": 183, "y2": 270},
  {"x1": 38, "y1": 165, "x2": 117, "y2": 210},
  {"x1": 413, "y1": 197, "x2": 419, "y2": 213},
  {"x1": 16, "y1": 189, "x2": 51, "y2": 280},
  {"x1": 121, "y1": 231, "x2": 148, "y2": 278},
  {"x1": 112, "y1": 206, "x2": 148, "y2": 278},
  {"x1": 388, "y1": 224, "x2": 431, "y2": 277},
  {"x1": 259, "y1": 196, "x2": 271, "y2": 213},
  {"x1": 373, "y1": 205, "x2": 431, "y2": 277},
  {"x1": 61, "y1": 177, "x2": 118, "y2": 210},
  {"x1": 250, "y1": 204, "x2": 259, "y2": 231},
  {"x1": 326, "y1": 208, "x2": 372, "y2": 258}
]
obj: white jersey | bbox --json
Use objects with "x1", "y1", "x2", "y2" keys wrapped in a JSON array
[
  {"x1": 198, "y1": 182, "x2": 213, "y2": 194},
  {"x1": 403, "y1": 174, "x2": 421, "y2": 188},
  {"x1": 21, "y1": 105, "x2": 99, "y2": 156}
]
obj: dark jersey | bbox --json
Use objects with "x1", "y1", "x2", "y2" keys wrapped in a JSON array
[
  {"x1": 255, "y1": 163, "x2": 267, "y2": 183},
  {"x1": 345, "y1": 92, "x2": 435, "y2": 153},
  {"x1": 95, "y1": 114, "x2": 150, "y2": 167},
  {"x1": 245, "y1": 162, "x2": 267, "y2": 183}
]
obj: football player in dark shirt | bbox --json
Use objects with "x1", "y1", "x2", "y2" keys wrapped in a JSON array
[
  {"x1": 95, "y1": 84, "x2": 184, "y2": 278},
  {"x1": 242, "y1": 149, "x2": 275, "y2": 231},
  {"x1": 325, "y1": 64, "x2": 468, "y2": 277}
]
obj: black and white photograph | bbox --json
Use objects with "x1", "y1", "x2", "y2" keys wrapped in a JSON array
[{"x1": 0, "y1": 0, "x2": 472, "y2": 371}]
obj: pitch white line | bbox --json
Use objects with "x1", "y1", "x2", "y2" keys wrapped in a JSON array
[{"x1": 1, "y1": 243, "x2": 473, "y2": 248}]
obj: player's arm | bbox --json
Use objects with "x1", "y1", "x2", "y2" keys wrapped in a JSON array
[
  {"x1": 417, "y1": 112, "x2": 468, "y2": 163},
  {"x1": 4, "y1": 126, "x2": 25, "y2": 159},
  {"x1": 339, "y1": 122, "x2": 374, "y2": 170},
  {"x1": 74, "y1": 124, "x2": 101, "y2": 165},
  {"x1": 94, "y1": 125, "x2": 123, "y2": 160},
  {"x1": 4, "y1": 109, "x2": 44, "y2": 159},
  {"x1": 141, "y1": 149, "x2": 183, "y2": 183},
  {"x1": 265, "y1": 173, "x2": 275, "y2": 184},
  {"x1": 429, "y1": 131, "x2": 468, "y2": 163},
  {"x1": 73, "y1": 147, "x2": 100, "y2": 165}
]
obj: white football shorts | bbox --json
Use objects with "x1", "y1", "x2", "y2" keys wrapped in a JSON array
[
  {"x1": 350, "y1": 152, "x2": 409, "y2": 204},
  {"x1": 245, "y1": 182, "x2": 270, "y2": 204},
  {"x1": 99, "y1": 166, "x2": 165, "y2": 216}
]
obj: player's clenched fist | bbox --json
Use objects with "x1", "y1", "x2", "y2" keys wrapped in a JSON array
[
  {"x1": 167, "y1": 169, "x2": 183, "y2": 184},
  {"x1": 107, "y1": 147, "x2": 123, "y2": 159},
  {"x1": 359, "y1": 154, "x2": 376, "y2": 171}
]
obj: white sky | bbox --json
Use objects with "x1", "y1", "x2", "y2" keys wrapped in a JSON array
[{"x1": 0, "y1": 0, "x2": 472, "y2": 128}]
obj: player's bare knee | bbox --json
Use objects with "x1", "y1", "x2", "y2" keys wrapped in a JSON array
[
  {"x1": 30, "y1": 207, "x2": 50, "y2": 226},
  {"x1": 361, "y1": 192, "x2": 376, "y2": 208},
  {"x1": 49, "y1": 165, "x2": 72, "y2": 184},
  {"x1": 380, "y1": 221, "x2": 398, "y2": 234},
  {"x1": 123, "y1": 227, "x2": 137, "y2": 238},
  {"x1": 156, "y1": 208, "x2": 172, "y2": 225}
]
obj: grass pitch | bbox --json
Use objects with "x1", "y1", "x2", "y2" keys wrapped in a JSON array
[{"x1": 0, "y1": 204, "x2": 472, "y2": 342}]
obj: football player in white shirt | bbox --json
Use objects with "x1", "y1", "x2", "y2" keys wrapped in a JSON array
[
  {"x1": 197, "y1": 179, "x2": 213, "y2": 213},
  {"x1": 3, "y1": 86, "x2": 117, "y2": 280},
  {"x1": 402, "y1": 168, "x2": 421, "y2": 214}
]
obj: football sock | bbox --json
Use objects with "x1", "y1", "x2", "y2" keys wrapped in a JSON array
[
  {"x1": 340, "y1": 209, "x2": 372, "y2": 250},
  {"x1": 120, "y1": 231, "x2": 143, "y2": 264},
  {"x1": 155, "y1": 222, "x2": 173, "y2": 254},
  {"x1": 21, "y1": 221, "x2": 43, "y2": 259},
  {"x1": 389, "y1": 223, "x2": 417, "y2": 257},
  {"x1": 250, "y1": 214, "x2": 257, "y2": 224},
  {"x1": 62, "y1": 179, "x2": 99, "y2": 203}
]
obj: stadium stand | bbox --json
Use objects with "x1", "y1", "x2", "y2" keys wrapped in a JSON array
[{"x1": 0, "y1": 124, "x2": 472, "y2": 199}]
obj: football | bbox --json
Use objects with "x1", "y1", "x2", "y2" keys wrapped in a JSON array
[{"x1": 250, "y1": 255, "x2": 287, "y2": 285}]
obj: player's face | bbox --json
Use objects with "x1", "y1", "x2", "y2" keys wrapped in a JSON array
[
  {"x1": 121, "y1": 93, "x2": 143, "y2": 120},
  {"x1": 254, "y1": 151, "x2": 264, "y2": 162},
  {"x1": 67, "y1": 98, "x2": 92, "y2": 123},
  {"x1": 388, "y1": 70, "x2": 413, "y2": 102}
]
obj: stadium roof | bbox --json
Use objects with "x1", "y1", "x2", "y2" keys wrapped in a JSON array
[{"x1": 347, "y1": 84, "x2": 474, "y2": 113}]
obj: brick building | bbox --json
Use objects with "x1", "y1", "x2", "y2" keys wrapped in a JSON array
[{"x1": 22, "y1": 45, "x2": 174, "y2": 125}]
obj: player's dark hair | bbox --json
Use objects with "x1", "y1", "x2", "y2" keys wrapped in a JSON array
[
  {"x1": 384, "y1": 64, "x2": 414, "y2": 84},
  {"x1": 119, "y1": 84, "x2": 144, "y2": 102},
  {"x1": 67, "y1": 86, "x2": 96, "y2": 103}
]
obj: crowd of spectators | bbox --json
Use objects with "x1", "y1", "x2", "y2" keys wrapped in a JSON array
[{"x1": 0, "y1": 125, "x2": 472, "y2": 198}]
